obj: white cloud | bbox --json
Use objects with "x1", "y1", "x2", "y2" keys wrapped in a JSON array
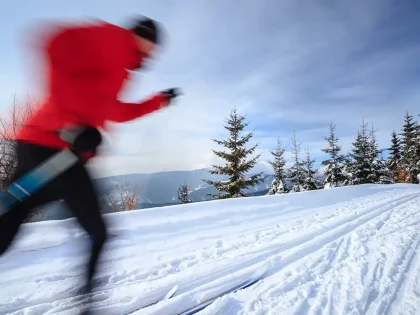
[
  {"x1": 4, "y1": 0, "x2": 420, "y2": 176},
  {"x1": 93, "y1": 0, "x2": 420, "y2": 174}
]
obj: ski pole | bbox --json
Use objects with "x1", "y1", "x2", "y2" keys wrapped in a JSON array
[{"x1": 0, "y1": 149, "x2": 79, "y2": 216}]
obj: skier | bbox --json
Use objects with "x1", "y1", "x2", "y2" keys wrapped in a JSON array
[{"x1": 0, "y1": 15, "x2": 181, "y2": 297}]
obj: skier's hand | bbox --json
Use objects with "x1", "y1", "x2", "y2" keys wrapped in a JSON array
[{"x1": 159, "y1": 88, "x2": 182, "y2": 108}]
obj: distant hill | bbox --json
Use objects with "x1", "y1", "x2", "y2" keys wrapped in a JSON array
[{"x1": 30, "y1": 164, "x2": 325, "y2": 221}]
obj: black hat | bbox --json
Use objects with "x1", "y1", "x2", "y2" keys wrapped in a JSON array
[{"x1": 129, "y1": 16, "x2": 161, "y2": 45}]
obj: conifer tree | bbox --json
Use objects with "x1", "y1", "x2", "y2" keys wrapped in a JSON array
[
  {"x1": 288, "y1": 132, "x2": 305, "y2": 192},
  {"x1": 415, "y1": 115, "x2": 420, "y2": 180},
  {"x1": 204, "y1": 107, "x2": 265, "y2": 199},
  {"x1": 321, "y1": 120, "x2": 347, "y2": 188},
  {"x1": 268, "y1": 137, "x2": 288, "y2": 194},
  {"x1": 177, "y1": 182, "x2": 192, "y2": 203},
  {"x1": 368, "y1": 124, "x2": 393, "y2": 184},
  {"x1": 341, "y1": 152, "x2": 353, "y2": 186},
  {"x1": 375, "y1": 156, "x2": 394, "y2": 184},
  {"x1": 400, "y1": 112, "x2": 418, "y2": 183},
  {"x1": 348, "y1": 120, "x2": 373, "y2": 185},
  {"x1": 347, "y1": 120, "x2": 393, "y2": 185},
  {"x1": 388, "y1": 130, "x2": 402, "y2": 182},
  {"x1": 302, "y1": 146, "x2": 318, "y2": 191}
]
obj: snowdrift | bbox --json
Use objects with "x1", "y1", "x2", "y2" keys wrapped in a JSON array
[{"x1": 1, "y1": 184, "x2": 420, "y2": 314}]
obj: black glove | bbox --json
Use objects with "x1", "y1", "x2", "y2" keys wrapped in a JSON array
[
  {"x1": 58, "y1": 126, "x2": 102, "y2": 153},
  {"x1": 160, "y1": 88, "x2": 182, "y2": 103}
]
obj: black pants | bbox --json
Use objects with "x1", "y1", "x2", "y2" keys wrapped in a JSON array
[{"x1": 0, "y1": 141, "x2": 107, "y2": 287}]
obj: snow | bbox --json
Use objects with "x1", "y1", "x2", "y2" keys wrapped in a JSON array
[{"x1": 1, "y1": 184, "x2": 420, "y2": 314}]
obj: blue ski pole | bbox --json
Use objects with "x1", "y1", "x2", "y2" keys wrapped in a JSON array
[
  {"x1": 0, "y1": 149, "x2": 79, "y2": 216},
  {"x1": 0, "y1": 126, "x2": 102, "y2": 216}
]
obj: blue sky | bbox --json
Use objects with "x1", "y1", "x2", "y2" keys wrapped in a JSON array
[{"x1": 1, "y1": 0, "x2": 420, "y2": 176}]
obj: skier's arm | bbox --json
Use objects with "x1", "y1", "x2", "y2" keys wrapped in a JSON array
[
  {"x1": 108, "y1": 94, "x2": 168, "y2": 123},
  {"x1": 109, "y1": 89, "x2": 181, "y2": 122}
]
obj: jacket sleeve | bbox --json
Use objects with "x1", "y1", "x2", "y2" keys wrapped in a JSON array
[{"x1": 108, "y1": 94, "x2": 166, "y2": 123}]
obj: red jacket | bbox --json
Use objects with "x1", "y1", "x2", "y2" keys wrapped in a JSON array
[{"x1": 17, "y1": 21, "x2": 165, "y2": 151}]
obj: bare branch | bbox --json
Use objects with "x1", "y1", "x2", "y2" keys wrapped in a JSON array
[
  {"x1": 99, "y1": 179, "x2": 139, "y2": 212},
  {"x1": 0, "y1": 93, "x2": 40, "y2": 189}
]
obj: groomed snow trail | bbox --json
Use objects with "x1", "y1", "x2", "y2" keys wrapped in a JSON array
[{"x1": 1, "y1": 184, "x2": 420, "y2": 314}]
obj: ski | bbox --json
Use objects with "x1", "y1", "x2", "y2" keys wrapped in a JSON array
[
  {"x1": 79, "y1": 285, "x2": 177, "y2": 315},
  {"x1": 178, "y1": 267, "x2": 267, "y2": 315},
  {"x1": 122, "y1": 285, "x2": 178, "y2": 315},
  {"x1": 4, "y1": 281, "x2": 177, "y2": 315}
]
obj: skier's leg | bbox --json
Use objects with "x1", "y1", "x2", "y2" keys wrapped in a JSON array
[
  {"x1": 0, "y1": 191, "x2": 59, "y2": 254},
  {"x1": 60, "y1": 162, "x2": 108, "y2": 287},
  {"x1": 0, "y1": 142, "x2": 62, "y2": 255}
]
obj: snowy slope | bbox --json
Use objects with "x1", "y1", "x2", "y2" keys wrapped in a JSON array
[{"x1": 1, "y1": 184, "x2": 420, "y2": 314}]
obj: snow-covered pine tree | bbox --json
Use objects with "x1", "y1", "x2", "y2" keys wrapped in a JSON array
[
  {"x1": 177, "y1": 182, "x2": 192, "y2": 203},
  {"x1": 302, "y1": 146, "x2": 318, "y2": 191},
  {"x1": 376, "y1": 155, "x2": 394, "y2": 184},
  {"x1": 267, "y1": 137, "x2": 288, "y2": 194},
  {"x1": 203, "y1": 107, "x2": 265, "y2": 199},
  {"x1": 348, "y1": 120, "x2": 374, "y2": 185},
  {"x1": 341, "y1": 152, "x2": 354, "y2": 186},
  {"x1": 321, "y1": 120, "x2": 347, "y2": 188},
  {"x1": 415, "y1": 115, "x2": 420, "y2": 182},
  {"x1": 388, "y1": 130, "x2": 403, "y2": 182},
  {"x1": 288, "y1": 132, "x2": 305, "y2": 192},
  {"x1": 368, "y1": 124, "x2": 394, "y2": 184},
  {"x1": 400, "y1": 112, "x2": 419, "y2": 183}
]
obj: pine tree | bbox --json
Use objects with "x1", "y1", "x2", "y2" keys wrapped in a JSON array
[
  {"x1": 400, "y1": 112, "x2": 418, "y2": 183},
  {"x1": 375, "y1": 154, "x2": 394, "y2": 184},
  {"x1": 368, "y1": 124, "x2": 394, "y2": 184},
  {"x1": 288, "y1": 132, "x2": 305, "y2": 192},
  {"x1": 348, "y1": 120, "x2": 374, "y2": 185},
  {"x1": 321, "y1": 120, "x2": 347, "y2": 188},
  {"x1": 346, "y1": 121, "x2": 393, "y2": 185},
  {"x1": 341, "y1": 152, "x2": 353, "y2": 186},
  {"x1": 414, "y1": 114, "x2": 420, "y2": 181},
  {"x1": 302, "y1": 146, "x2": 318, "y2": 191},
  {"x1": 268, "y1": 137, "x2": 288, "y2": 194},
  {"x1": 203, "y1": 107, "x2": 265, "y2": 199},
  {"x1": 388, "y1": 131, "x2": 403, "y2": 182},
  {"x1": 177, "y1": 182, "x2": 192, "y2": 203}
]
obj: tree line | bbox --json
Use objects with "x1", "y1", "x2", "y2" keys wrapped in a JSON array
[
  {"x1": 178, "y1": 108, "x2": 419, "y2": 203},
  {"x1": 0, "y1": 95, "x2": 417, "y2": 209}
]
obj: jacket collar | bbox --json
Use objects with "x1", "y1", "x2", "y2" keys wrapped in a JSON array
[{"x1": 124, "y1": 28, "x2": 144, "y2": 70}]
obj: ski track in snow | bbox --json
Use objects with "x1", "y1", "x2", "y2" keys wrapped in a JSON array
[{"x1": 1, "y1": 184, "x2": 420, "y2": 314}]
